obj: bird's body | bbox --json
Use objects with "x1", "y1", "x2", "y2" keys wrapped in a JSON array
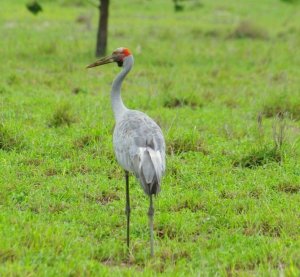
[
  {"x1": 113, "y1": 109, "x2": 165, "y2": 195},
  {"x1": 87, "y1": 47, "x2": 166, "y2": 257}
]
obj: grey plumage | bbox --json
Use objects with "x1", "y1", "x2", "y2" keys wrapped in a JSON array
[{"x1": 113, "y1": 110, "x2": 165, "y2": 195}]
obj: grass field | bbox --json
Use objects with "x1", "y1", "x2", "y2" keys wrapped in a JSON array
[{"x1": 1, "y1": 0, "x2": 300, "y2": 275}]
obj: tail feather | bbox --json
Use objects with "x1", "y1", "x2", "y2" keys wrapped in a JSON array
[
  {"x1": 137, "y1": 147, "x2": 164, "y2": 195},
  {"x1": 147, "y1": 148, "x2": 163, "y2": 186}
]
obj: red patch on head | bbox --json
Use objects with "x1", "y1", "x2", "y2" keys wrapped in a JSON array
[{"x1": 123, "y1": 48, "x2": 132, "y2": 57}]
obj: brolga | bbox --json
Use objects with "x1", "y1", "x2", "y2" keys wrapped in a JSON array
[{"x1": 87, "y1": 47, "x2": 166, "y2": 257}]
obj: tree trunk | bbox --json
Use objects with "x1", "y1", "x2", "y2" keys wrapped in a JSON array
[{"x1": 96, "y1": 0, "x2": 109, "y2": 57}]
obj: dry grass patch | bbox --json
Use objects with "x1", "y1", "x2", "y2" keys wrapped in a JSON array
[
  {"x1": 276, "y1": 182, "x2": 300, "y2": 194},
  {"x1": 229, "y1": 20, "x2": 269, "y2": 40},
  {"x1": 163, "y1": 95, "x2": 202, "y2": 109},
  {"x1": 48, "y1": 104, "x2": 77, "y2": 127},
  {"x1": 73, "y1": 134, "x2": 102, "y2": 149},
  {"x1": 0, "y1": 124, "x2": 24, "y2": 151},
  {"x1": 84, "y1": 191, "x2": 120, "y2": 205},
  {"x1": 167, "y1": 133, "x2": 208, "y2": 155},
  {"x1": 0, "y1": 249, "x2": 17, "y2": 263},
  {"x1": 233, "y1": 147, "x2": 281, "y2": 168},
  {"x1": 262, "y1": 99, "x2": 300, "y2": 120}
]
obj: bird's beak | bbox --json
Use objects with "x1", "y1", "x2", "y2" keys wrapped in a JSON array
[{"x1": 86, "y1": 54, "x2": 115, "y2": 68}]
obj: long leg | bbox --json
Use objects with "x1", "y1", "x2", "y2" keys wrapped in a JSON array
[
  {"x1": 125, "y1": 171, "x2": 130, "y2": 250},
  {"x1": 148, "y1": 194, "x2": 154, "y2": 257}
]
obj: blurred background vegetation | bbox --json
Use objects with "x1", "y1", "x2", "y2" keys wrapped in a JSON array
[{"x1": 1, "y1": 0, "x2": 300, "y2": 275}]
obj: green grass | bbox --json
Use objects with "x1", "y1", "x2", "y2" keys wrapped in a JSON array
[{"x1": 1, "y1": 0, "x2": 300, "y2": 275}]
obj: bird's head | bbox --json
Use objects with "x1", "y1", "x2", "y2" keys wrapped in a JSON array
[{"x1": 87, "y1": 47, "x2": 132, "y2": 69}]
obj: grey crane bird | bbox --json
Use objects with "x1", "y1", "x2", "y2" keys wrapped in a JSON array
[{"x1": 87, "y1": 47, "x2": 166, "y2": 257}]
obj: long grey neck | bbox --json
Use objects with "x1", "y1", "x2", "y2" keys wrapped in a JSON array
[{"x1": 111, "y1": 55, "x2": 134, "y2": 121}]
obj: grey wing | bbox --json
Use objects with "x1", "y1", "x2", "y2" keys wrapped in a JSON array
[{"x1": 113, "y1": 110, "x2": 166, "y2": 195}]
